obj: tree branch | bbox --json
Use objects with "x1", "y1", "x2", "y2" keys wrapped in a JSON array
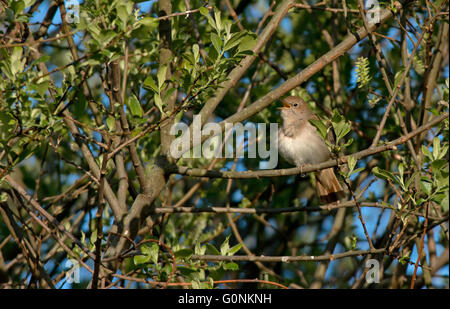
[
  {"x1": 153, "y1": 201, "x2": 442, "y2": 220},
  {"x1": 170, "y1": 112, "x2": 447, "y2": 179},
  {"x1": 186, "y1": 0, "x2": 295, "y2": 130},
  {"x1": 181, "y1": 1, "x2": 403, "y2": 152},
  {"x1": 191, "y1": 248, "x2": 386, "y2": 262}
]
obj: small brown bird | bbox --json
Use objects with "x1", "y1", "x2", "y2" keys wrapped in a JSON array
[{"x1": 278, "y1": 96, "x2": 344, "y2": 203}]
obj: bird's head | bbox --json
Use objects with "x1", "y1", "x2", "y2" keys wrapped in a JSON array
[{"x1": 279, "y1": 96, "x2": 312, "y2": 122}]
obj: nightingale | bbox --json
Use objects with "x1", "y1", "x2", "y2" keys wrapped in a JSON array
[{"x1": 278, "y1": 96, "x2": 344, "y2": 203}]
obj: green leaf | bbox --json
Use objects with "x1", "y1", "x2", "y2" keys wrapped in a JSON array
[
  {"x1": 220, "y1": 235, "x2": 230, "y2": 256},
  {"x1": 89, "y1": 229, "x2": 97, "y2": 248},
  {"x1": 330, "y1": 109, "x2": 351, "y2": 143},
  {"x1": 348, "y1": 155, "x2": 357, "y2": 172},
  {"x1": 228, "y1": 243, "x2": 242, "y2": 256},
  {"x1": 177, "y1": 266, "x2": 198, "y2": 276},
  {"x1": 99, "y1": 30, "x2": 117, "y2": 48},
  {"x1": 134, "y1": 254, "x2": 150, "y2": 265},
  {"x1": 106, "y1": 116, "x2": 116, "y2": 132},
  {"x1": 0, "y1": 59, "x2": 14, "y2": 80},
  {"x1": 223, "y1": 18, "x2": 232, "y2": 36},
  {"x1": 372, "y1": 167, "x2": 396, "y2": 183},
  {"x1": 343, "y1": 138, "x2": 354, "y2": 147},
  {"x1": 440, "y1": 191, "x2": 449, "y2": 212},
  {"x1": 350, "y1": 167, "x2": 365, "y2": 176},
  {"x1": 214, "y1": 10, "x2": 222, "y2": 32},
  {"x1": 405, "y1": 171, "x2": 419, "y2": 189},
  {"x1": 143, "y1": 76, "x2": 158, "y2": 92},
  {"x1": 211, "y1": 33, "x2": 222, "y2": 53},
  {"x1": 154, "y1": 93, "x2": 165, "y2": 115},
  {"x1": 223, "y1": 262, "x2": 239, "y2": 271},
  {"x1": 437, "y1": 145, "x2": 449, "y2": 160},
  {"x1": 191, "y1": 279, "x2": 200, "y2": 289},
  {"x1": 397, "y1": 163, "x2": 405, "y2": 188},
  {"x1": 199, "y1": 7, "x2": 209, "y2": 16},
  {"x1": 398, "y1": 163, "x2": 404, "y2": 178},
  {"x1": 11, "y1": 0, "x2": 25, "y2": 14},
  {"x1": 415, "y1": 198, "x2": 426, "y2": 206},
  {"x1": 0, "y1": 109, "x2": 15, "y2": 140},
  {"x1": 333, "y1": 121, "x2": 351, "y2": 143},
  {"x1": 205, "y1": 243, "x2": 220, "y2": 255},
  {"x1": 351, "y1": 235, "x2": 358, "y2": 250},
  {"x1": 347, "y1": 155, "x2": 362, "y2": 178},
  {"x1": 431, "y1": 159, "x2": 447, "y2": 173},
  {"x1": 174, "y1": 248, "x2": 193, "y2": 259},
  {"x1": 331, "y1": 109, "x2": 345, "y2": 124},
  {"x1": 35, "y1": 80, "x2": 50, "y2": 97},
  {"x1": 194, "y1": 241, "x2": 206, "y2": 255},
  {"x1": 32, "y1": 54, "x2": 51, "y2": 65},
  {"x1": 192, "y1": 44, "x2": 200, "y2": 63},
  {"x1": 433, "y1": 137, "x2": 441, "y2": 160},
  {"x1": 74, "y1": 92, "x2": 87, "y2": 118},
  {"x1": 12, "y1": 143, "x2": 37, "y2": 166},
  {"x1": 138, "y1": 17, "x2": 158, "y2": 29},
  {"x1": 223, "y1": 32, "x2": 246, "y2": 51},
  {"x1": 11, "y1": 46, "x2": 26, "y2": 76},
  {"x1": 163, "y1": 87, "x2": 176, "y2": 101},
  {"x1": 399, "y1": 253, "x2": 410, "y2": 265},
  {"x1": 81, "y1": 231, "x2": 86, "y2": 245},
  {"x1": 381, "y1": 201, "x2": 395, "y2": 210},
  {"x1": 237, "y1": 34, "x2": 256, "y2": 53},
  {"x1": 239, "y1": 197, "x2": 251, "y2": 208},
  {"x1": 142, "y1": 243, "x2": 159, "y2": 264},
  {"x1": 117, "y1": 5, "x2": 129, "y2": 29},
  {"x1": 422, "y1": 145, "x2": 433, "y2": 160},
  {"x1": 393, "y1": 68, "x2": 406, "y2": 89},
  {"x1": 128, "y1": 95, "x2": 143, "y2": 118},
  {"x1": 0, "y1": 192, "x2": 7, "y2": 203},
  {"x1": 157, "y1": 65, "x2": 167, "y2": 91},
  {"x1": 420, "y1": 176, "x2": 433, "y2": 196},
  {"x1": 24, "y1": 0, "x2": 36, "y2": 8},
  {"x1": 432, "y1": 192, "x2": 447, "y2": 204},
  {"x1": 309, "y1": 118, "x2": 327, "y2": 140},
  {"x1": 199, "y1": 7, "x2": 216, "y2": 30}
]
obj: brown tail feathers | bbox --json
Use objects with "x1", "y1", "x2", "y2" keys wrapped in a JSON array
[{"x1": 315, "y1": 168, "x2": 345, "y2": 204}]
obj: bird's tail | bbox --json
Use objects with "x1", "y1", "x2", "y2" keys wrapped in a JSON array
[{"x1": 315, "y1": 168, "x2": 345, "y2": 204}]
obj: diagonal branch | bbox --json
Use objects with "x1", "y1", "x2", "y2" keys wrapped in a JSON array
[
  {"x1": 182, "y1": 1, "x2": 403, "y2": 153},
  {"x1": 186, "y1": 0, "x2": 295, "y2": 129},
  {"x1": 191, "y1": 248, "x2": 386, "y2": 263}
]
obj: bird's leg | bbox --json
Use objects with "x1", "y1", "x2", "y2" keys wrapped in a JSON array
[{"x1": 297, "y1": 164, "x2": 310, "y2": 177}]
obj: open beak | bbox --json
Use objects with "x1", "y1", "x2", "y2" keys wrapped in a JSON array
[{"x1": 277, "y1": 100, "x2": 290, "y2": 110}]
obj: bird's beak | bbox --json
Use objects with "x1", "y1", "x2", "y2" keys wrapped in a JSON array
[{"x1": 277, "y1": 100, "x2": 290, "y2": 110}]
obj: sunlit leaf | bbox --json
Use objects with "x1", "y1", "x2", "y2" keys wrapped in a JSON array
[
  {"x1": 420, "y1": 176, "x2": 433, "y2": 196},
  {"x1": 128, "y1": 94, "x2": 143, "y2": 117}
]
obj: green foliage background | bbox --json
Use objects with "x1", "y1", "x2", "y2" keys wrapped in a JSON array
[{"x1": 0, "y1": 0, "x2": 448, "y2": 289}]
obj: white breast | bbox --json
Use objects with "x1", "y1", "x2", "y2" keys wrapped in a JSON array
[{"x1": 278, "y1": 124, "x2": 330, "y2": 166}]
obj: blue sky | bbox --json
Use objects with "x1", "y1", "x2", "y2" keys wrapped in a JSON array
[{"x1": 22, "y1": 0, "x2": 448, "y2": 288}]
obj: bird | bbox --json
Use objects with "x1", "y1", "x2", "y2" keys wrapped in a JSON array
[{"x1": 278, "y1": 96, "x2": 344, "y2": 204}]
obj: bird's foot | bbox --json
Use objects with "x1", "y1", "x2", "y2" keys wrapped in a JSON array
[
  {"x1": 326, "y1": 200, "x2": 339, "y2": 211},
  {"x1": 297, "y1": 164, "x2": 310, "y2": 178}
]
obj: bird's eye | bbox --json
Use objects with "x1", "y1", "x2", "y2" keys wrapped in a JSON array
[{"x1": 293, "y1": 104, "x2": 298, "y2": 107}]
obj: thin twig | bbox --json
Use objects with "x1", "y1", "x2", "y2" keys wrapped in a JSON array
[
  {"x1": 410, "y1": 203, "x2": 429, "y2": 289},
  {"x1": 191, "y1": 248, "x2": 386, "y2": 262}
]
